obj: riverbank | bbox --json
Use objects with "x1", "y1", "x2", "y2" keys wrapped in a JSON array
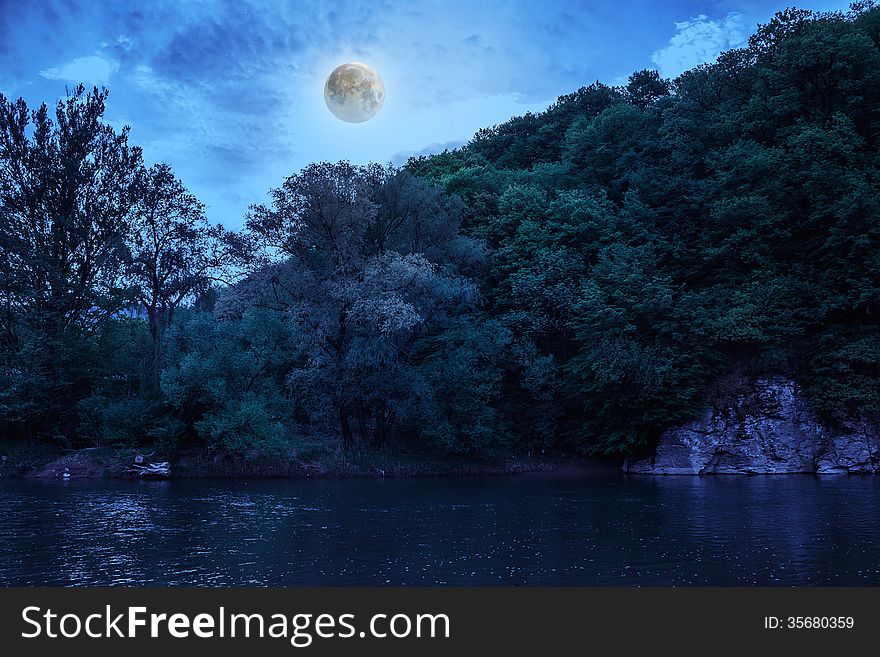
[{"x1": 0, "y1": 440, "x2": 621, "y2": 480}]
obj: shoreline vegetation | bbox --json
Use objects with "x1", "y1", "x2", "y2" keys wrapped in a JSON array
[
  {"x1": 2, "y1": 6, "x2": 879, "y2": 476},
  {"x1": 0, "y1": 440, "x2": 621, "y2": 480}
]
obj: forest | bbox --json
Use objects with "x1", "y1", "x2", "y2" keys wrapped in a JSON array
[{"x1": 1, "y1": 5, "x2": 879, "y2": 470}]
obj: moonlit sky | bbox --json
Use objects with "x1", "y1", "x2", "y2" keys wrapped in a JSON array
[{"x1": 0, "y1": 0, "x2": 854, "y2": 229}]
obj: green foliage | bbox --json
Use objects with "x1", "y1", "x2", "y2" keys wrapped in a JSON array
[
  {"x1": 408, "y1": 4, "x2": 880, "y2": 453},
  {"x1": 412, "y1": 318, "x2": 512, "y2": 453},
  {"x1": 805, "y1": 326, "x2": 880, "y2": 420},
  {"x1": 160, "y1": 309, "x2": 297, "y2": 455},
  {"x1": 626, "y1": 69, "x2": 672, "y2": 109},
  {"x1": 76, "y1": 395, "x2": 159, "y2": 447},
  {"x1": 195, "y1": 394, "x2": 287, "y2": 457},
  {"x1": 0, "y1": 86, "x2": 142, "y2": 438}
]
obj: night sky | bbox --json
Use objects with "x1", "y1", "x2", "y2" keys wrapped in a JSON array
[{"x1": 0, "y1": 1, "x2": 853, "y2": 228}]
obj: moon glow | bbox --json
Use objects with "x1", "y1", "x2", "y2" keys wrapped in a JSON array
[{"x1": 324, "y1": 62, "x2": 385, "y2": 123}]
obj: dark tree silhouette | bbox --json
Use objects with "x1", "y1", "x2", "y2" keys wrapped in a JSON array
[
  {"x1": 0, "y1": 85, "x2": 141, "y2": 436},
  {"x1": 128, "y1": 163, "x2": 229, "y2": 394}
]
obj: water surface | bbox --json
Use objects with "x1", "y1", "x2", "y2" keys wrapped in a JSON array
[{"x1": 1, "y1": 475, "x2": 878, "y2": 585}]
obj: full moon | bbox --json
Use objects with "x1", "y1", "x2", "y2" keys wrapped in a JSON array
[{"x1": 324, "y1": 62, "x2": 385, "y2": 123}]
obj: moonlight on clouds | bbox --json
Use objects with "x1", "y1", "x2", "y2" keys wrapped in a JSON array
[{"x1": 324, "y1": 62, "x2": 385, "y2": 123}]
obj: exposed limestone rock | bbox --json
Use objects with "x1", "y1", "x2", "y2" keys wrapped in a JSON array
[{"x1": 624, "y1": 378, "x2": 880, "y2": 474}]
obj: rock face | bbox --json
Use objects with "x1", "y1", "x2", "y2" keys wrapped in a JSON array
[{"x1": 624, "y1": 378, "x2": 880, "y2": 474}]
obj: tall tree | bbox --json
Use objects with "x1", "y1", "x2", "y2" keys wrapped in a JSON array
[
  {"x1": 238, "y1": 162, "x2": 476, "y2": 447},
  {"x1": 128, "y1": 162, "x2": 228, "y2": 394},
  {"x1": 625, "y1": 69, "x2": 671, "y2": 110},
  {"x1": 0, "y1": 85, "x2": 141, "y2": 436}
]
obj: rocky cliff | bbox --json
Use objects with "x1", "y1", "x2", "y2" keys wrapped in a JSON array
[{"x1": 624, "y1": 378, "x2": 880, "y2": 474}]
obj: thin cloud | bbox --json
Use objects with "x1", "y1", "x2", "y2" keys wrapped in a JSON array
[
  {"x1": 391, "y1": 140, "x2": 468, "y2": 166},
  {"x1": 39, "y1": 54, "x2": 119, "y2": 84}
]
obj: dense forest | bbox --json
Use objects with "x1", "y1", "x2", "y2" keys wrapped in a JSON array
[{"x1": 1, "y1": 5, "x2": 879, "y2": 468}]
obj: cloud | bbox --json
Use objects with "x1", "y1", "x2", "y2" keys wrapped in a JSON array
[
  {"x1": 152, "y1": 15, "x2": 300, "y2": 85},
  {"x1": 651, "y1": 13, "x2": 746, "y2": 79},
  {"x1": 7, "y1": 0, "x2": 723, "y2": 230},
  {"x1": 390, "y1": 140, "x2": 468, "y2": 166},
  {"x1": 39, "y1": 54, "x2": 118, "y2": 84}
]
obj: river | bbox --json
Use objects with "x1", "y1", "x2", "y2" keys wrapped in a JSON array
[{"x1": 1, "y1": 475, "x2": 878, "y2": 585}]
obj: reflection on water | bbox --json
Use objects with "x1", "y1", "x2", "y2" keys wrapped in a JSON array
[{"x1": 1, "y1": 476, "x2": 879, "y2": 586}]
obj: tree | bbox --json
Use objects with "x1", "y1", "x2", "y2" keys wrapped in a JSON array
[
  {"x1": 128, "y1": 162, "x2": 229, "y2": 394},
  {"x1": 626, "y1": 69, "x2": 671, "y2": 110},
  {"x1": 239, "y1": 162, "x2": 477, "y2": 447},
  {"x1": 0, "y1": 85, "x2": 142, "y2": 437},
  {"x1": 160, "y1": 308, "x2": 297, "y2": 455}
]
